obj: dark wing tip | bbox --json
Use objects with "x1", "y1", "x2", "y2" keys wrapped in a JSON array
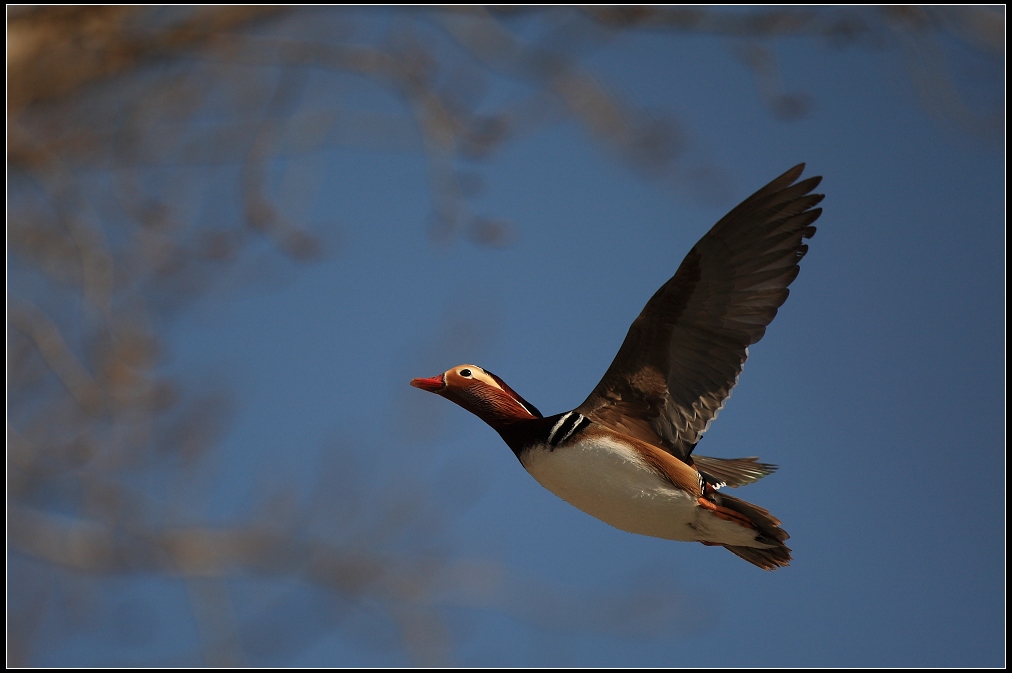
[
  {"x1": 779, "y1": 163, "x2": 822, "y2": 188},
  {"x1": 784, "y1": 163, "x2": 805, "y2": 178},
  {"x1": 801, "y1": 173, "x2": 823, "y2": 191}
]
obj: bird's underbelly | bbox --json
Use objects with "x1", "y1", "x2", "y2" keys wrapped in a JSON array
[
  {"x1": 521, "y1": 435, "x2": 703, "y2": 542},
  {"x1": 521, "y1": 436, "x2": 764, "y2": 547}
]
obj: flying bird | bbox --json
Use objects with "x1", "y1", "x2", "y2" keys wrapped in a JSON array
[{"x1": 411, "y1": 164, "x2": 823, "y2": 569}]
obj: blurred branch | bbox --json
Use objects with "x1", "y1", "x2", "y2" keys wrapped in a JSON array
[
  {"x1": 7, "y1": 7, "x2": 286, "y2": 115},
  {"x1": 9, "y1": 300, "x2": 103, "y2": 413},
  {"x1": 579, "y1": 5, "x2": 1004, "y2": 141},
  {"x1": 881, "y1": 6, "x2": 1004, "y2": 139},
  {"x1": 7, "y1": 5, "x2": 1002, "y2": 666}
]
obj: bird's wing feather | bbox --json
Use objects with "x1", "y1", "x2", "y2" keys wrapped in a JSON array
[
  {"x1": 576, "y1": 164, "x2": 823, "y2": 461},
  {"x1": 693, "y1": 455, "x2": 777, "y2": 488}
]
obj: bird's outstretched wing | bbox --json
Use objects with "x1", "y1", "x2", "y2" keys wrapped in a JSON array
[{"x1": 576, "y1": 164, "x2": 823, "y2": 461}]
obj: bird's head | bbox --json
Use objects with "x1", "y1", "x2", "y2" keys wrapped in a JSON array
[{"x1": 410, "y1": 364, "x2": 542, "y2": 429}]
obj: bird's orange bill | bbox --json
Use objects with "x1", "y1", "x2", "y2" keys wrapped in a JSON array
[{"x1": 410, "y1": 374, "x2": 445, "y2": 392}]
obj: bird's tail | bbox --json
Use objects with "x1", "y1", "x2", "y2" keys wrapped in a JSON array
[{"x1": 713, "y1": 492, "x2": 792, "y2": 570}]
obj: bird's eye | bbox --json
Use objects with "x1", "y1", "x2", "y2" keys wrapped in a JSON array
[{"x1": 460, "y1": 368, "x2": 472, "y2": 378}]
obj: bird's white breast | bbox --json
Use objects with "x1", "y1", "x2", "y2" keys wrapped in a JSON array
[
  {"x1": 521, "y1": 434, "x2": 702, "y2": 541},
  {"x1": 521, "y1": 434, "x2": 767, "y2": 547}
]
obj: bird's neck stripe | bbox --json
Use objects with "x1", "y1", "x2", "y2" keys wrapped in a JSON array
[
  {"x1": 546, "y1": 412, "x2": 573, "y2": 444},
  {"x1": 547, "y1": 412, "x2": 590, "y2": 448},
  {"x1": 559, "y1": 414, "x2": 589, "y2": 445}
]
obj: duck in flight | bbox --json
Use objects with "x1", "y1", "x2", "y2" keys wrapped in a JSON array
[{"x1": 411, "y1": 164, "x2": 823, "y2": 569}]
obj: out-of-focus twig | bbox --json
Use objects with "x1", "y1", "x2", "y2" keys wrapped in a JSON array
[{"x1": 7, "y1": 6, "x2": 1002, "y2": 666}]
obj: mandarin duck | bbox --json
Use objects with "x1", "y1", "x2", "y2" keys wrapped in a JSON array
[{"x1": 412, "y1": 164, "x2": 823, "y2": 569}]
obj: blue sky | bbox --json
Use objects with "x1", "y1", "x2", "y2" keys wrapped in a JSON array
[{"x1": 22, "y1": 8, "x2": 1003, "y2": 666}]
